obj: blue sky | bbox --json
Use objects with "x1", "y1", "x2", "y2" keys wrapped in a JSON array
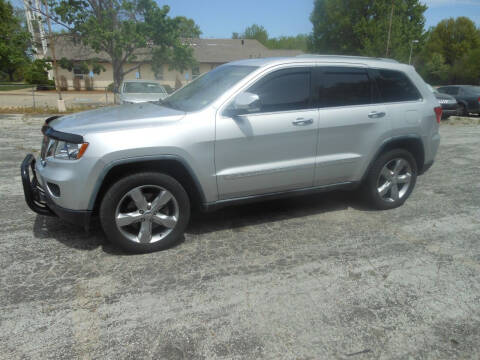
[
  {"x1": 158, "y1": 0, "x2": 480, "y2": 38},
  {"x1": 11, "y1": 0, "x2": 480, "y2": 38}
]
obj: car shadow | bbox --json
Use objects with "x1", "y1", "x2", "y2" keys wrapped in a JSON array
[
  {"x1": 32, "y1": 189, "x2": 369, "y2": 253},
  {"x1": 187, "y1": 189, "x2": 369, "y2": 235}
]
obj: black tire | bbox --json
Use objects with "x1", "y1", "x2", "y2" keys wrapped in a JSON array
[
  {"x1": 362, "y1": 149, "x2": 417, "y2": 210},
  {"x1": 100, "y1": 172, "x2": 190, "y2": 253}
]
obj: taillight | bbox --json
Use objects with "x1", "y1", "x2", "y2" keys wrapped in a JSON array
[
  {"x1": 434, "y1": 106, "x2": 442, "y2": 123},
  {"x1": 478, "y1": 97, "x2": 480, "y2": 103}
]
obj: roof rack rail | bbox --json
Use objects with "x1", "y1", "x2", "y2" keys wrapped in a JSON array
[{"x1": 296, "y1": 54, "x2": 399, "y2": 63}]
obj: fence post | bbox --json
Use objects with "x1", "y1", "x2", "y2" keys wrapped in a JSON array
[
  {"x1": 32, "y1": 86, "x2": 36, "y2": 111},
  {"x1": 105, "y1": 87, "x2": 108, "y2": 105}
]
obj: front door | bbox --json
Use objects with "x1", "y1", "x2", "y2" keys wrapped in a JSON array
[{"x1": 215, "y1": 67, "x2": 318, "y2": 199}]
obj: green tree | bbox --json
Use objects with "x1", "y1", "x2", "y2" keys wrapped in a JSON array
[
  {"x1": 423, "y1": 17, "x2": 480, "y2": 66},
  {"x1": 24, "y1": 59, "x2": 52, "y2": 85},
  {"x1": 265, "y1": 34, "x2": 309, "y2": 51},
  {"x1": 233, "y1": 25, "x2": 308, "y2": 51},
  {"x1": 453, "y1": 48, "x2": 480, "y2": 84},
  {"x1": 418, "y1": 52, "x2": 449, "y2": 84},
  {"x1": 309, "y1": 0, "x2": 427, "y2": 62},
  {"x1": 46, "y1": 0, "x2": 201, "y2": 92},
  {"x1": 419, "y1": 17, "x2": 480, "y2": 84},
  {"x1": 0, "y1": 0, "x2": 31, "y2": 81},
  {"x1": 242, "y1": 24, "x2": 269, "y2": 45}
]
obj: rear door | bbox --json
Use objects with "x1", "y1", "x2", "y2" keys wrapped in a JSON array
[
  {"x1": 314, "y1": 66, "x2": 391, "y2": 185},
  {"x1": 215, "y1": 66, "x2": 318, "y2": 199}
]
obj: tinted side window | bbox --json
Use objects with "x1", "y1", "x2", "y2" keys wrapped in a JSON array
[
  {"x1": 375, "y1": 69, "x2": 421, "y2": 102},
  {"x1": 317, "y1": 67, "x2": 372, "y2": 107},
  {"x1": 248, "y1": 68, "x2": 311, "y2": 113}
]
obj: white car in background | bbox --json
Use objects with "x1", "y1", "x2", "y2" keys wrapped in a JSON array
[{"x1": 116, "y1": 80, "x2": 168, "y2": 104}]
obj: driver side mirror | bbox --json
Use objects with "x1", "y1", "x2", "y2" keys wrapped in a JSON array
[{"x1": 226, "y1": 92, "x2": 260, "y2": 116}]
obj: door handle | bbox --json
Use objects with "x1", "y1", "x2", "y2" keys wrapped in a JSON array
[
  {"x1": 368, "y1": 111, "x2": 386, "y2": 119},
  {"x1": 292, "y1": 118, "x2": 314, "y2": 126}
]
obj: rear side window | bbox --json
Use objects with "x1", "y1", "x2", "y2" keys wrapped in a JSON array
[
  {"x1": 374, "y1": 69, "x2": 422, "y2": 102},
  {"x1": 317, "y1": 67, "x2": 373, "y2": 108},
  {"x1": 247, "y1": 68, "x2": 312, "y2": 113}
]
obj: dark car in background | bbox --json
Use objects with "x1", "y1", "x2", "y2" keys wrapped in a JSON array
[
  {"x1": 427, "y1": 85, "x2": 459, "y2": 119},
  {"x1": 437, "y1": 85, "x2": 480, "y2": 116}
]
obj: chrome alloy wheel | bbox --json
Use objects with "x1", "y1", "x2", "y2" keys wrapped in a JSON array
[
  {"x1": 114, "y1": 185, "x2": 179, "y2": 244},
  {"x1": 376, "y1": 158, "x2": 412, "y2": 203}
]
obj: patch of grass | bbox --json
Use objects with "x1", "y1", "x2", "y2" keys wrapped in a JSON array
[
  {"x1": 0, "y1": 83, "x2": 33, "y2": 91},
  {"x1": 443, "y1": 116, "x2": 480, "y2": 125}
]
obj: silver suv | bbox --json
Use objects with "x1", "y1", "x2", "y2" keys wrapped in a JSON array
[{"x1": 21, "y1": 55, "x2": 441, "y2": 253}]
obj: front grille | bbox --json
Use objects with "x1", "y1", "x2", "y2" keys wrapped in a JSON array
[{"x1": 47, "y1": 182, "x2": 60, "y2": 197}]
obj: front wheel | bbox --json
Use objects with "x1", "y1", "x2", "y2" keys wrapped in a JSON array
[
  {"x1": 100, "y1": 172, "x2": 190, "y2": 253},
  {"x1": 363, "y1": 149, "x2": 417, "y2": 210}
]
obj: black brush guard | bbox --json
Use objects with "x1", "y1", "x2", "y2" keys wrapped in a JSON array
[{"x1": 21, "y1": 154, "x2": 55, "y2": 216}]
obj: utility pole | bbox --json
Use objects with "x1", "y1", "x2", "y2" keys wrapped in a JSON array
[
  {"x1": 42, "y1": 0, "x2": 65, "y2": 111},
  {"x1": 409, "y1": 40, "x2": 419, "y2": 65},
  {"x1": 386, "y1": 0, "x2": 394, "y2": 57}
]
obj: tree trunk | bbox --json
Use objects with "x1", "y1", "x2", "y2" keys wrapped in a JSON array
[
  {"x1": 8, "y1": 70, "x2": 15, "y2": 82},
  {"x1": 112, "y1": 60, "x2": 124, "y2": 103}
]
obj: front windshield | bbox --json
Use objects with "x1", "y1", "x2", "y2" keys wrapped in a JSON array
[
  {"x1": 124, "y1": 82, "x2": 165, "y2": 94},
  {"x1": 160, "y1": 65, "x2": 258, "y2": 112}
]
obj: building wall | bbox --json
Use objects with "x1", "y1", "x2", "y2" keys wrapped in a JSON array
[{"x1": 56, "y1": 62, "x2": 221, "y2": 90}]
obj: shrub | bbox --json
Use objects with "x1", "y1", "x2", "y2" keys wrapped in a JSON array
[{"x1": 24, "y1": 60, "x2": 52, "y2": 85}]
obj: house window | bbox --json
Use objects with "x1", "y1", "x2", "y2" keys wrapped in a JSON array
[
  {"x1": 192, "y1": 65, "x2": 200, "y2": 79},
  {"x1": 73, "y1": 65, "x2": 84, "y2": 79}
]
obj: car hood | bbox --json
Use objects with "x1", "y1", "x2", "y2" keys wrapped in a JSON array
[
  {"x1": 48, "y1": 103, "x2": 185, "y2": 136},
  {"x1": 120, "y1": 93, "x2": 166, "y2": 102},
  {"x1": 434, "y1": 92, "x2": 455, "y2": 101}
]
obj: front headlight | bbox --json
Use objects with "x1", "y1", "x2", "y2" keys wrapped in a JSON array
[{"x1": 53, "y1": 141, "x2": 89, "y2": 160}]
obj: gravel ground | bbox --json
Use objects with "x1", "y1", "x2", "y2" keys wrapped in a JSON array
[{"x1": 0, "y1": 114, "x2": 479, "y2": 359}]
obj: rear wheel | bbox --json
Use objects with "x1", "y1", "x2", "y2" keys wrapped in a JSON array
[
  {"x1": 363, "y1": 149, "x2": 417, "y2": 210},
  {"x1": 100, "y1": 172, "x2": 190, "y2": 253}
]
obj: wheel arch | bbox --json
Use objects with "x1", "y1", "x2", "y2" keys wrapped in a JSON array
[
  {"x1": 363, "y1": 135, "x2": 426, "y2": 181},
  {"x1": 89, "y1": 156, "x2": 207, "y2": 213}
]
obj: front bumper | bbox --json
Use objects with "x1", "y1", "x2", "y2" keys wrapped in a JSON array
[{"x1": 21, "y1": 154, "x2": 92, "y2": 229}]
